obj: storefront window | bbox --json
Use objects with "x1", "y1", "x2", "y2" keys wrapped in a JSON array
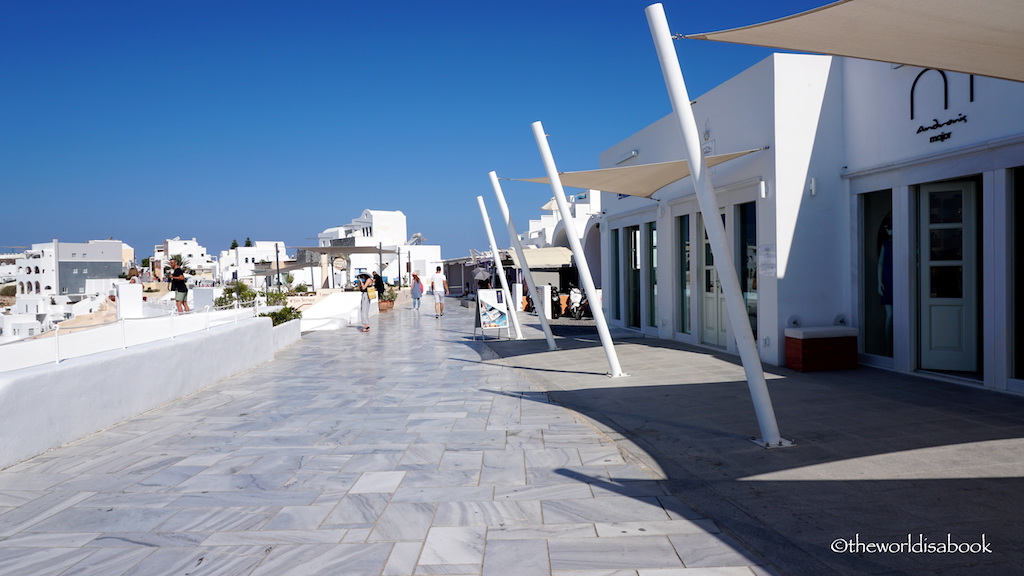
[
  {"x1": 738, "y1": 202, "x2": 757, "y2": 338},
  {"x1": 647, "y1": 222, "x2": 657, "y2": 327},
  {"x1": 611, "y1": 228, "x2": 621, "y2": 320},
  {"x1": 862, "y1": 190, "x2": 894, "y2": 357},
  {"x1": 1014, "y1": 168, "x2": 1023, "y2": 378},
  {"x1": 625, "y1": 225, "x2": 641, "y2": 328},
  {"x1": 678, "y1": 215, "x2": 691, "y2": 334}
]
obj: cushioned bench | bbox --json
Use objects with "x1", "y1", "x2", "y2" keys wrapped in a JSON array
[{"x1": 784, "y1": 326, "x2": 859, "y2": 372}]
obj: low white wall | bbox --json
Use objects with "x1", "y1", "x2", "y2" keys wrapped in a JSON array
[
  {"x1": 0, "y1": 317, "x2": 275, "y2": 470},
  {"x1": 299, "y1": 291, "x2": 372, "y2": 332},
  {"x1": 272, "y1": 318, "x2": 302, "y2": 351},
  {"x1": 0, "y1": 308, "x2": 260, "y2": 374}
]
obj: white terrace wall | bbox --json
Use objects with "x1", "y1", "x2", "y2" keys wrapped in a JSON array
[{"x1": 0, "y1": 316, "x2": 300, "y2": 470}]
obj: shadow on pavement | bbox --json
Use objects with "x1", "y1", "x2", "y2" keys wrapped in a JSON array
[{"x1": 485, "y1": 333, "x2": 1024, "y2": 576}]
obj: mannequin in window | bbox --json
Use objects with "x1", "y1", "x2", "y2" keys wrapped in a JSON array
[{"x1": 877, "y1": 215, "x2": 893, "y2": 355}]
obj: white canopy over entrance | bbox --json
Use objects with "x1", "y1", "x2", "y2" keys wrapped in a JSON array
[
  {"x1": 515, "y1": 148, "x2": 763, "y2": 198},
  {"x1": 685, "y1": 0, "x2": 1024, "y2": 83},
  {"x1": 509, "y1": 246, "x2": 574, "y2": 269}
]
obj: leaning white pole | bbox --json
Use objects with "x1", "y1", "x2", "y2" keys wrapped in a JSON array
[
  {"x1": 477, "y1": 196, "x2": 524, "y2": 340},
  {"x1": 532, "y1": 121, "x2": 625, "y2": 377},
  {"x1": 489, "y1": 171, "x2": 557, "y2": 351},
  {"x1": 646, "y1": 3, "x2": 785, "y2": 446}
]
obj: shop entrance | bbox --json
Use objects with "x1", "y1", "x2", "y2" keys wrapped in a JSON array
[
  {"x1": 919, "y1": 181, "x2": 978, "y2": 372},
  {"x1": 701, "y1": 213, "x2": 728, "y2": 347}
]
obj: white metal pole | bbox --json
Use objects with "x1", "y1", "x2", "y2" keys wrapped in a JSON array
[
  {"x1": 532, "y1": 121, "x2": 625, "y2": 377},
  {"x1": 646, "y1": 3, "x2": 786, "y2": 446},
  {"x1": 477, "y1": 196, "x2": 524, "y2": 340},
  {"x1": 489, "y1": 171, "x2": 557, "y2": 351}
]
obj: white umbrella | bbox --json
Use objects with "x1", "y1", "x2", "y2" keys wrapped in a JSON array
[{"x1": 473, "y1": 268, "x2": 490, "y2": 281}]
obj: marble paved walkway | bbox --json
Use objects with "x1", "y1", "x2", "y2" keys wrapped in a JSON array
[{"x1": 0, "y1": 300, "x2": 776, "y2": 576}]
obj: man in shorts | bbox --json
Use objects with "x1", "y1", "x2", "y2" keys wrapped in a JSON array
[
  {"x1": 430, "y1": 265, "x2": 448, "y2": 318},
  {"x1": 169, "y1": 259, "x2": 190, "y2": 313}
]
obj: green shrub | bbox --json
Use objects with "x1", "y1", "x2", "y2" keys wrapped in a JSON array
[
  {"x1": 260, "y1": 306, "x2": 302, "y2": 326},
  {"x1": 215, "y1": 282, "x2": 257, "y2": 308},
  {"x1": 262, "y1": 290, "x2": 288, "y2": 306},
  {"x1": 1, "y1": 285, "x2": 16, "y2": 297}
]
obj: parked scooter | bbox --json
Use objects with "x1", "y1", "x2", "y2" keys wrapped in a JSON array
[
  {"x1": 568, "y1": 286, "x2": 585, "y2": 320},
  {"x1": 549, "y1": 284, "x2": 561, "y2": 319}
]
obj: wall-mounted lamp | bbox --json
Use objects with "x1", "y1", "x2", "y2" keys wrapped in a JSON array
[
  {"x1": 616, "y1": 150, "x2": 638, "y2": 165},
  {"x1": 759, "y1": 180, "x2": 768, "y2": 199},
  {"x1": 809, "y1": 177, "x2": 817, "y2": 196}
]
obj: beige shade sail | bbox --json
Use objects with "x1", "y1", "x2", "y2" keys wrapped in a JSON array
[
  {"x1": 685, "y1": 0, "x2": 1024, "y2": 83},
  {"x1": 509, "y1": 247, "x2": 574, "y2": 269},
  {"x1": 515, "y1": 148, "x2": 763, "y2": 198}
]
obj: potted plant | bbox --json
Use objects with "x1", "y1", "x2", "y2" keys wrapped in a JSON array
[{"x1": 378, "y1": 286, "x2": 397, "y2": 311}]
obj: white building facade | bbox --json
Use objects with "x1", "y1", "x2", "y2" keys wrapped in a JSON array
[
  {"x1": 599, "y1": 54, "x2": 1024, "y2": 393},
  {"x1": 15, "y1": 240, "x2": 123, "y2": 298},
  {"x1": 217, "y1": 241, "x2": 287, "y2": 287},
  {"x1": 317, "y1": 210, "x2": 441, "y2": 288},
  {"x1": 155, "y1": 237, "x2": 215, "y2": 278}
]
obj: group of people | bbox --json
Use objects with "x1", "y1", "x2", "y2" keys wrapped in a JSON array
[
  {"x1": 356, "y1": 266, "x2": 449, "y2": 332},
  {"x1": 118, "y1": 260, "x2": 191, "y2": 314}
]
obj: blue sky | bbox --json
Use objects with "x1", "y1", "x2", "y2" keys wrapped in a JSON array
[{"x1": 1, "y1": 0, "x2": 826, "y2": 260}]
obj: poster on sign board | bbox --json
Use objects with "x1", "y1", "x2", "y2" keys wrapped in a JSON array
[{"x1": 476, "y1": 289, "x2": 508, "y2": 329}]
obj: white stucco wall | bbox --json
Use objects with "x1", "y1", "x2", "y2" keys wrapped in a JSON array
[
  {"x1": 0, "y1": 317, "x2": 277, "y2": 470},
  {"x1": 771, "y1": 55, "x2": 849, "y2": 357},
  {"x1": 843, "y1": 59, "x2": 1024, "y2": 173}
]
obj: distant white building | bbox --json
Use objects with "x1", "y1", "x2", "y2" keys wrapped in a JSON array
[
  {"x1": 153, "y1": 237, "x2": 215, "y2": 279},
  {"x1": 217, "y1": 241, "x2": 288, "y2": 288},
  {"x1": 0, "y1": 252, "x2": 20, "y2": 284},
  {"x1": 522, "y1": 190, "x2": 601, "y2": 250},
  {"x1": 314, "y1": 209, "x2": 441, "y2": 289},
  {"x1": 2, "y1": 240, "x2": 122, "y2": 343},
  {"x1": 15, "y1": 240, "x2": 123, "y2": 298}
]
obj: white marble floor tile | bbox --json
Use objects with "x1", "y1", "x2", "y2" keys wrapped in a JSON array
[
  {"x1": 433, "y1": 500, "x2": 542, "y2": 527},
  {"x1": 549, "y1": 536, "x2": 683, "y2": 571},
  {"x1": 667, "y1": 533, "x2": 762, "y2": 568},
  {"x1": 368, "y1": 501, "x2": 437, "y2": 541},
  {"x1": 482, "y1": 539, "x2": 549, "y2": 576},
  {"x1": 249, "y1": 541, "x2": 394, "y2": 576},
  {"x1": 439, "y1": 450, "x2": 483, "y2": 471},
  {"x1": 493, "y1": 484, "x2": 593, "y2": 501},
  {"x1": 383, "y1": 541, "x2": 423, "y2": 576},
  {"x1": 595, "y1": 519, "x2": 719, "y2": 537},
  {"x1": 28, "y1": 506, "x2": 179, "y2": 534},
  {"x1": 542, "y1": 496, "x2": 670, "y2": 524},
  {"x1": 392, "y1": 486, "x2": 494, "y2": 503},
  {"x1": 323, "y1": 493, "x2": 391, "y2": 526},
  {"x1": 85, "y1": 532, "x2": 207, "y2": 548},
  {"x1": 58, "y1": 547, "x2": 154, "y2": 576},
  {"x1": 348, "y1": 470, "x2": 406, "y2": 494},
  {"x1": 263, "y1": 504, "x2": 335, "y2": 530},
  {"x1": 0, "y1": 547, "x2": 133, "y2": 576},
  {"x1": 419, "y1": 526, "x2": 486, "y2": 565},
  {"x1": 117, "y1": 545, "x2": 267, "y2": 576},
  {"x1": 201, "y1": 529, "x2": 347, "y2": 546}
]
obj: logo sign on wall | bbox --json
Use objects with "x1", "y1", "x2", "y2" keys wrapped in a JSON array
[{"x1": 476, "y1": 289, "x2": 509, "y2": 330}]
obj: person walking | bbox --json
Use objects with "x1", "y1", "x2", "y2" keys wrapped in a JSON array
[
  {"x1": 169, "y1": 259, "x2": 190, "y2": 313},
  {"x1": 410, "y1": 272, "x2": 424, "y2": 311},
  {"x1": 357, "y1": 273, "x2": 373, "y2": 332},
  {"x1": 430, "y1": 266, "x2": 449, "y2": 318}
]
